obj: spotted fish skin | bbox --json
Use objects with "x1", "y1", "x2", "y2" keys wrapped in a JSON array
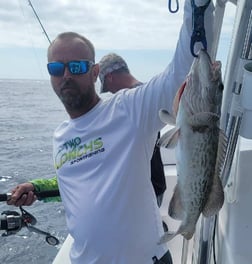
[{"x1": 158, "y1": 49, "x2": 226, "y2": 243}]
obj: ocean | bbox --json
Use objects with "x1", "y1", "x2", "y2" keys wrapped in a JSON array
[
  {"x1": 0, "y1": 79, "x2": 68, "y2": 263},
  {"x1": 0, "y1": 78, "x2": 176, "y2": 264}
]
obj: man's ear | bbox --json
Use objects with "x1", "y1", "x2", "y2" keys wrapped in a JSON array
[
  {"x1": 92, "y1": 64, "x2": 99, "y2": 82},
  {"x1": 106, "y1": 73, "x2": 113, "y2": 82}
]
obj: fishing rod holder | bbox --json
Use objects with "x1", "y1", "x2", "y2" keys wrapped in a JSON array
[{"x1": 240, "y1": 62, "x2": 252, "y2": 139}]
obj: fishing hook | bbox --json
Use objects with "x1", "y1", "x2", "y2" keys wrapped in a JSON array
[
  {"x1": 168, "y1": 0, "x2": 179, "y2": 13},
  {"x1": 190, "y1": 0, "x2": 211, "y2": 57}
]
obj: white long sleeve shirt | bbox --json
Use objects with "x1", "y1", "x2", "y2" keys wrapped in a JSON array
[{"x1": 53, "y1": 1, "x2": 214, "y2": 263}]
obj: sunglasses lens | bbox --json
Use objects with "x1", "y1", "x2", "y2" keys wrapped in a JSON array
[
  {"x1": 47, "y1": 61, "x2": 93, "y2": 76},
  {"x1": 68, "y1": 61, "x2": 89, "y2": 74},
  {"x1": 47, "y1": 62, "x2": 65, "y2": 76}
]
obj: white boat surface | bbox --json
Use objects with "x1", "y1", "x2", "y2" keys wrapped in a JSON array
[{"x1": 53, "y1": 0, "x2": 252, "y2": 263}]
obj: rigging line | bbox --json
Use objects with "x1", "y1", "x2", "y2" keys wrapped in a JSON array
[
  {"x1": 18, "y1": 0, "x2": 47, "y2": 79},
  {"x1": 28, "y1": 0, "x2": 51, "y2": 44}
]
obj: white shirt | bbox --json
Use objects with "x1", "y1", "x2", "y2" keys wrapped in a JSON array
[{"x1": 53, "y1": 1, "x2": 214, "y2": 263}]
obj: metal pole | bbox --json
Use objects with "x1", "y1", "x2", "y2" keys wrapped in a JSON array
[{"x1": 181, "y1": 238, "x2": 190, "y2": 264}]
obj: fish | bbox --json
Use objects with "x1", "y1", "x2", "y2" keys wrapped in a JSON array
[{"x1": 158, "y1": 49, "x2": 226, "y2": 243}]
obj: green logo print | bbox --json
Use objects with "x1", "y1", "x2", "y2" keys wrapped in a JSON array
[{"x1": 55, "y1": 137, "x2": 104, "y2": 169}]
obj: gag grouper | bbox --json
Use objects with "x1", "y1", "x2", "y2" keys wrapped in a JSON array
[{"x1": 158, "y1": 49, "x2": 226, "y2": 242}]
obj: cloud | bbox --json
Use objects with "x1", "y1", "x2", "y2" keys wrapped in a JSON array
[
  {"x1": 0, "y1": 0, "x2": 236, "y2": 50},
  {"x1": 0, "y1": 0, "x2": 185, "y2": 50},
  {"x1": 0, "y1": 0, "x2": 237, "y2": 80}
]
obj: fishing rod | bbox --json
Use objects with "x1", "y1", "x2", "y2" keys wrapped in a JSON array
[
  {"x1": 27, "y1": 0, "x2": 51, "y2": 44},
  {"x1": 0, "y1": 189, "x2": 60, "y2": 202}
]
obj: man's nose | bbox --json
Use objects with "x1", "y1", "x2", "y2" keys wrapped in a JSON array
[{"x1": 63, "y1": 66, "x2": 72, "y2": 79}]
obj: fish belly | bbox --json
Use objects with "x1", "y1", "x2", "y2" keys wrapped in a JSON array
[{"x1": 174, "y1": 115, "x2": 219, "y2": 238}]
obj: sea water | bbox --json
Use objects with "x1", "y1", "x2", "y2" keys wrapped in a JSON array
[{"x1": 0, "y1": 79, "x2": 68, "y2": 263}]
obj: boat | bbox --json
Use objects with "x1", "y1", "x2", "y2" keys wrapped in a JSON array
[{"x1": 52, "y1": 0, "x2": 252, "y2": 263}]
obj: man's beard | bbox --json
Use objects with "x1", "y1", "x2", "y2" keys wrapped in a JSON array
[{"x1": 59, "y1": 79, "x2": 93, "y2": 111}]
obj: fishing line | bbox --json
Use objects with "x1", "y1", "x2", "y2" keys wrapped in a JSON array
[{"x1": 17, "y1": 0, "x2": 47, "y2": 79}]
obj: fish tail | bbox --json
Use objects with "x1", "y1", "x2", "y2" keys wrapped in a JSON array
[{"x1": 182, "y1": 231, "x2": 194, "y2": 240}]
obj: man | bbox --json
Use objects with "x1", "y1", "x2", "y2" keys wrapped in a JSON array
[
  {"x1": 7, "y1": 1, "x2": 214, "y2": 263},
  {"x1": 99, "y1": 52, "x2": 166, "y2": 207},
  {"x1": 7, "y1": 54, "x2": 166, "y2": 208},
  {"x1": 99, "y1": 53, "x2": 142, "y2": 93}
]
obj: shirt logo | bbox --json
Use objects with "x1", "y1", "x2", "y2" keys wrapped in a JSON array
[{"x1": 54, "y1": 137, "x2": 105, "y2": 169}]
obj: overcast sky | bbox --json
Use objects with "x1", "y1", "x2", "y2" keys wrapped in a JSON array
[{"x1": 0, "y1": 0, "x2": 236, "y2": 81}]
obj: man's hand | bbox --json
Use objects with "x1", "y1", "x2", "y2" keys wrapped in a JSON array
[{"x1": 7, "y1": 183, "x2": 37, "y2": 206}]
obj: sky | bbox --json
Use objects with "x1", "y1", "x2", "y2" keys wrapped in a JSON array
[{"x1": 0, "y1": 0, "x2": 236, "y2": 82}]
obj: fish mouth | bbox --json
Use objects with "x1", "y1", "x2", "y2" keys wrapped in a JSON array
[
  {"x1": 199, "y1": 49, "x2": 222, "y2": 82},
  {"x1": 198, "y1": 49, "x2": 212, "y2": 66},
  {"x1": 196, "y1": 49, "x2": 218, "y2": 81},
  {"x1": 198, "y1": 49, "x2": 211, "y2": 60}
]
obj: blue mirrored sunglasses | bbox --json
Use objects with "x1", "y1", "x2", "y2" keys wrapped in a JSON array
[{"x1": 47, "y1": 60, "x2": 94, "y2": 76}]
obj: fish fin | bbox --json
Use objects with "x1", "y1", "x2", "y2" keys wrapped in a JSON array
[
  {"x1": 202, "y1": 130, "x2": 228, "y2": 217},
  {"x1": 157, "y1": 127, "x2": 179, "y2": 149},
  {"x1": 202, "y1": 130, "x2": 227, "y2": 217},
  {"x1": 189, "y1": 112, "x2": 220, "y2": 129},
  {"x1": 215, "y1": 129, "x2": 228, "y2": 178},
  {"x1": 173, "y1": 80, "x2": 187, "y2": 116},
  {"x1": 168, "y1": 184, "x2": 184, "y2": 220},
  {"x1": 159, "y1": 109, "x2": 176, "y2": 125},
  {"x1": 158, "y1": 225, "x2": 195, "y2": 244},
  {"x1": 202, "y1": 175, "x2": 224, "y2": 217},
  {"x1": 158, "y1": 231, "x2": 177, "y2": 244}
]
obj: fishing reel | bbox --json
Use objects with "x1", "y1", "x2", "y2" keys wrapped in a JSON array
[
  {"x1": 0, "y1": 206, "x2": 59, "y2": 246},
  {"x1": 0, "y1": 210, "x2": 22, "y2": 235}
]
